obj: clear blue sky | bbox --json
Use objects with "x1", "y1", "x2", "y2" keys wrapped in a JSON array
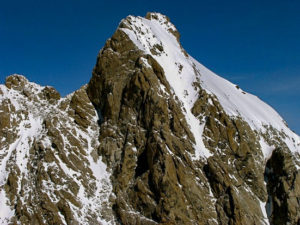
[{"x1": 1, "y1": 0, "x2": 299, "y2": 134}]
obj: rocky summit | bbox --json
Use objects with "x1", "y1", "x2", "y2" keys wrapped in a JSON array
[{"x1": 1, "y1": 12, "x2": 300, "y2": 225}]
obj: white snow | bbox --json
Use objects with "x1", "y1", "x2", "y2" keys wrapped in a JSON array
[
  {"x1": 0, "y1": 189, "x2": 14, "y2": 224},
  {"x1": 140, "y1": 57, "x2": 152, "y2": 68},
  {"x1": 259, "y1": 138, "x2": 275, "y2": 160},
  {"x1": 259, "y1": 199, "x2": 270, "y2": 225},
  {"x1": 120, "y1": 13, "x2": 300, "y2": 160}
]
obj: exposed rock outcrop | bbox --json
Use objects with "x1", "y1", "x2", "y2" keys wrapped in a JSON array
[{"x1": 1, "y1": 13, "x2": 300, "y2": 225}]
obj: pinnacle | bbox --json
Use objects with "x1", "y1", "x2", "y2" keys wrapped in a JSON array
[
  {"x1": 145, "y1": 12, "x2": 171, "y2": 23},
  {"x1": 118, "y1": 12, "x2": 181, "y2": 46}
]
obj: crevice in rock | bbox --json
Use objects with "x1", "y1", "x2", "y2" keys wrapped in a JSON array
[
  {"x1": 94, "y1": 105, "x2": 104, "y2": 125},
  {"x1": 135, "y1": 149, "x2": 149, "y2": 178},
  {"x1": 264, "y1": 166, "x2": 273, "y2": 222},
  {"x1": 264, "y1": 147, "x2": 300, "y2": 225}
]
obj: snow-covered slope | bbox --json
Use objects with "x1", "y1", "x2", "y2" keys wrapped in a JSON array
[
  {"x1": 0, "y1": 75, "x2": 114, "y2": 224},
  {"x1": 120, "y1": 12, "x2": 300, "y2": 159}
]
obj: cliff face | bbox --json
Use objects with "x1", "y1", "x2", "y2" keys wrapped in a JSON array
[{"x1": 1, "y1": 13, "x2": 300, "y2": 225}]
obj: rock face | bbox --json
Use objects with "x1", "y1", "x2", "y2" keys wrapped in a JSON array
[
  {"x1": 265, "y1": 148, "x2": 300, "y2": 225},
  {"x1": 0, "y1": 76, "x2": 114, "y2": 224},
  {"x1": 1, "y1": 12, "x2": 300, "y2": 225}
]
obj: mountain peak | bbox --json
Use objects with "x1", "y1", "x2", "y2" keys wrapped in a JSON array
[
  {"x1": 115, "y1": 12, "x2": 300, "y2": 157},
  {"x1": 1, "y1": 13, "x2": 300, "y2": 225},
  {"x1": 119, "y1": 12, "x2": 181, "y2": 49},
  {"x1": 145, "y1": 12, "x2": 170, "y2": 21}
]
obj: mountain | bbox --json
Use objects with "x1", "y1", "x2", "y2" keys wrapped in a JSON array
[{"x1": 0, "y1": 12, "x2": 300, "y2": 225}]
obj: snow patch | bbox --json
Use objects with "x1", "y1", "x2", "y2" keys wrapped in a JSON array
[
  {"x1": 0, "y1": 189, "x2": 14, "y2": 224},
  {"x1": 259, "y1": 139, "x2": 275, "y2": 160},
  {"x1": 259, "y1": 200, "x2": 270, "y2": 225}
]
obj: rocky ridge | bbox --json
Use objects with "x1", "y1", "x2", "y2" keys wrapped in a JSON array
[{"x1": 0, "y1": 12, "x2": 300, "y2": 225}]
